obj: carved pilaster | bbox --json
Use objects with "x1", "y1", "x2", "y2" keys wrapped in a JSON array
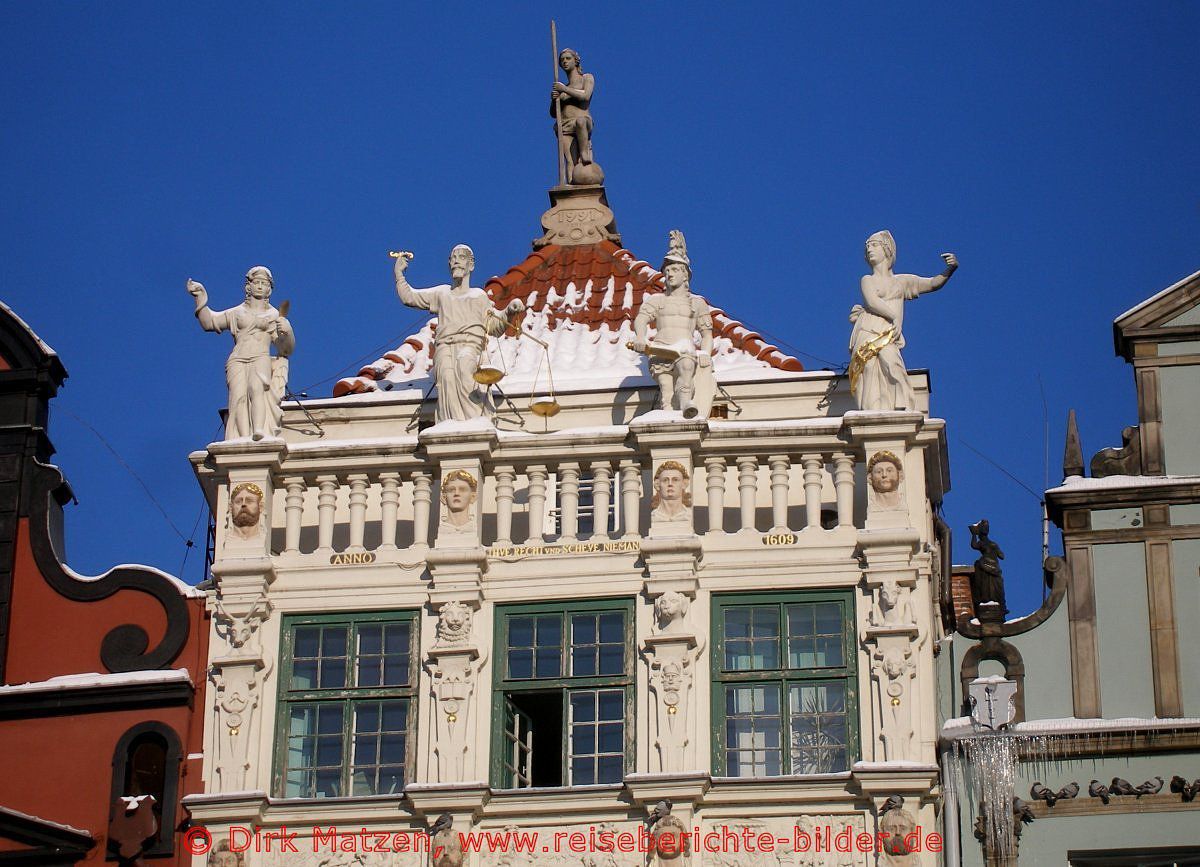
[
  {"x1": 426, "y1": 600, "x2": 486, "y2": 783},
  {"x1": 642, "y1": 590, "x2": 702, "y2": 773}
]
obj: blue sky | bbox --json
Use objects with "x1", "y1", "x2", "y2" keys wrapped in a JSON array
[{"x1": 2, "y1": 2, "x2": 1197, "y2": 616}]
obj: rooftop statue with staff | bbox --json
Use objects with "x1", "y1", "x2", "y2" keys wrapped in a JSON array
[
  {"x1": 187, "y1": 266, "x2": 294, "y2": 441},
  {"x1": 848, "y1": 230, "x2": 958, "y2": 412},
  {"x1": 391, "y1": 245, "x2": 524, "y2": 424},
  {"x1": 630, "y1": 230, "x2": 715, "y2": 419}
]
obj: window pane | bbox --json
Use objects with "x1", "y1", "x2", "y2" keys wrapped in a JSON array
[
  {"x1": 356, "y1": 622, "x2": 410, "y2": 688},
  {"x1": 295, "y1": 627, "x2": 320, "y2": 658},
  {"x1": 570, "y1": 612, "x2": 625, "y2": 678},
  {"x1": 352, "y1": 699, "x2": 408, "y2": 796},
  {"x1": 569, "y1": 689, "x2": 624, "y2": 787},
  {"x1": 322, "y1": 627, "x2": 348, "y2": 657},
  {"x1": 787, "y1": 603, "x2": 843, "y2": 669},
  {"x1": 320, "y1": 658, "x2": 347, "y2": 689},
  {"x1": 724, "y1": 606, "x2": 780, "y2": 671},
  {"x1": 291, "y1": 659, "x2": 317, "y2": 691},
  {"x1": 725, "y1": 685, "x2": 782, "y2": 777},
  {"x1": 789, "y1": 682, "x2": 849, "y2": 774},
  {"x1": 510, "y1": 617, "x2": 534, "y2": 648},
  {"x1": 285, "y1": 704, "x2": 344, "y2": 798},
  {"x1": 508, "y1": 648, "x2": 533, "y2": 680},
  {"x1": 358, "y1": 625, "x2": 382, "y2": 656}
]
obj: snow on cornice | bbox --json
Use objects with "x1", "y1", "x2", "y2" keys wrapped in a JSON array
[{"x1": 0, "y1": 668, "x2": 192, "y2": 695}]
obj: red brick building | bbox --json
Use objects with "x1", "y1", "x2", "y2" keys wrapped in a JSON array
[{"x1": 0, "y1": 301, "x2": 209, "y2": 865}]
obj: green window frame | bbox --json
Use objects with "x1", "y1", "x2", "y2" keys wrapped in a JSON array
[
  {"x1": 712, "y1": 591, "x2": 858, "y2": 777},
  {"x1": 491, "y1": 598, "x2": 634, "y2": 789},
  {"x1": 274, "y1": 610, "x2": 418, "y2": 798}
]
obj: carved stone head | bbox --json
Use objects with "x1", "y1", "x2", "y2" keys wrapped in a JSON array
[
  {"x1": 436, "y1": 601, "x2": 473, "y2": 646},
  {"x1": 868, "y1": 451, "x2": 902, "y2": 493},
  {"x1": 447, "y1": 244, "x2": 475, "y2": 282},
  {"x1": 229, "y1": 482, "x2": 264, "y2": 540},
  {"x1": 440, "y1": 470, "x2": 478, "y2": 527},
  {"x1": 654, "y1": 591, "x2": 690, "y2": 630},
  {"x1": 864, "y1": 230, "x2": 896, "y2": 269},
  {"x1": 559, "y1": 47, "x2": 582, "y2": 72},
  {"x1": 209, "y1": 841, "x2": 244, "y2": 867},
  {"x1": 243, "y1": 265, "x2": 274, "y2": 301},
  {"x1": 651, "y1": 461, "x2": 692, "y2": 511}
]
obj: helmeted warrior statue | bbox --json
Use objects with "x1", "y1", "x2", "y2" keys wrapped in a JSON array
[
  {"x1": 849, "y1": 230, "x2": 958, "y2": 411},
  {"x1": 187, "y1": 266, "x2": 294, "y2": 441},
  {"x1": 632, "y1": 231, "x2": 714, "y2": 418}
]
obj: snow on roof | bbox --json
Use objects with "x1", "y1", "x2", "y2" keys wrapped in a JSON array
[
  {"x1": 0, "y1": 668, "x2": 191, "y2": 695},
  {"x1": 0, "y1": 299, "x2": 59, "y2": 359},
  {"x1": 943, "y1": 715, "x2": 1200, "y2": 736},
  {"x1": 334, "y1": 241, "x2": 802, "y2": 398},
  {"x1": 1115, "y1": 266, "x2": 1200, "y2": 324},
  {"x1": 1046, "y1": 473, "x2": 1200, "y2": 494},
  {"x1": 0, "y1": 806, "x2": 91, "y2": 838}
]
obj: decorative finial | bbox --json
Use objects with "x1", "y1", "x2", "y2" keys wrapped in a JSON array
[
  {"x1": 662, "y1": 230, "x2": 690, "y2": 273},
  {"x1": 1063, "y1": 409, "x2": 1084, "y2": 478}
]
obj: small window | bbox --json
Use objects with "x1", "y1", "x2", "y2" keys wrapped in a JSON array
[
  {"x1": 493, "y1": 600, "x2": 633, "y2": 788},
  {"x1": 713, "y1": 592, "x2": 857, "y2": 777},
  {"x1": 276, "y1": 612, "x2": 418, "y2": 798},
  {"x1": 109, "y1": 723, "x2": 182, "y2": 857}
]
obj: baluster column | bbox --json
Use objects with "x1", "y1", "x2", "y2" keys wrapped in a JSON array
[
  {"x1": 347, "y1": 474, "x2": 369, "y2": 551},
  {"x1": 558, "y1": 463, "x2": 580, "y2": 543},
  {"x1": 705, "y1": 457, "x2": 726, "y2": 535},
  {"x1": 283, "y1": 477, "x2": 305, "y2": 553},
  {"x1": 379, "y1": 472, "x2": 401, "y2": 549},
  {"x1": 316, "y1": 475, "x2": 338, "y2": 553},
  {"x1": 526, "y1": 465, "x2": 548, "y2": 543},
  {"x1": 802, "y1": 455, "x2": 823, "y2": 530},
  {"x1": 412, "y1": 471, "x2": 432, "y2": 547},
  {"x1": 590, "y1": 461, "x2": 612, "y2": 541},
  {"x1": 494, "y1": 465, "x2": 516, "y2": 547},
  {"x1": 738, "y1": 457, "x2": 758, "y2": 532},
  {"x1": 620, "y1": 461, "x2": 641, "y2": 540},
  {"x1": 769, "y1": 455, "x2": 790, "y2": 533},
  {"x1": 832, "y1": 454, "x2": 855, "y2": 529}
]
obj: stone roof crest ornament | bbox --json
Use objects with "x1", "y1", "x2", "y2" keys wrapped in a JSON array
[{"x1": 536, "y1": 22, "x2": 619, "y2": 248}]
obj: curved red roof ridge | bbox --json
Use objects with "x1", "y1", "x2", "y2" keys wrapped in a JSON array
[{"x1": 332, "y1": 241, "x2": 801, "y2": 397}]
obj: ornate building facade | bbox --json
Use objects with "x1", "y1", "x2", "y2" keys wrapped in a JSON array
[{"x1": 183, "y1": 164, "x2": 955, "y2": 865}]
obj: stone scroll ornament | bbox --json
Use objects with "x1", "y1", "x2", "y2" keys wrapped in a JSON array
[
  {"x1": 188, "y1": 267, "x2": 294, "y2": 441},
  {"x1": 631, "y1": 231, "x2": 715, "y2": 418},
  {"x1": 848, "y1": 231, "x2": 957, "y2": 411},
  {"x1": 391, "y1": 246, "x2": 524, "y2": 424}
]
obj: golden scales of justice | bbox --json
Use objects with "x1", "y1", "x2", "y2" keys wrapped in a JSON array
[{"x1": 390, "y1": 250, "x2": 561, "y2": 418}]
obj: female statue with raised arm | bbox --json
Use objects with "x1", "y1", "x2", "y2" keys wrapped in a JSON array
[
  {"x1": 187, "y1": 266, "x2": 294, "y2": 441},
  {"x1": 848, "y1": 231, "x2": 957, "y2": 412}
]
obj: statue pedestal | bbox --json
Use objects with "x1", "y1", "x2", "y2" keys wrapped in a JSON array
[
  {"x1": 534, "y1": 184, "x2": 620, "y2": 247},
  {"x1": 641, "y1": 536, "x2": 702, "y2": 596}
]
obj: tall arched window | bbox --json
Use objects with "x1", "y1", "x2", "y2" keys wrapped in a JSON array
[{"x1": 109, "y1": 722, "x2": 182, "y2": 858}]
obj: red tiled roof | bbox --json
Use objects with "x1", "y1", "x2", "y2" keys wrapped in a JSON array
[{"x1": 334, "y1": 240, "x2": 801, "y2": 397}]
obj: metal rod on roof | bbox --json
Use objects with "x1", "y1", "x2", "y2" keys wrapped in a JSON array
[{"x1": 551, "y1": 20, "x2": 566, "y2": 187}]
